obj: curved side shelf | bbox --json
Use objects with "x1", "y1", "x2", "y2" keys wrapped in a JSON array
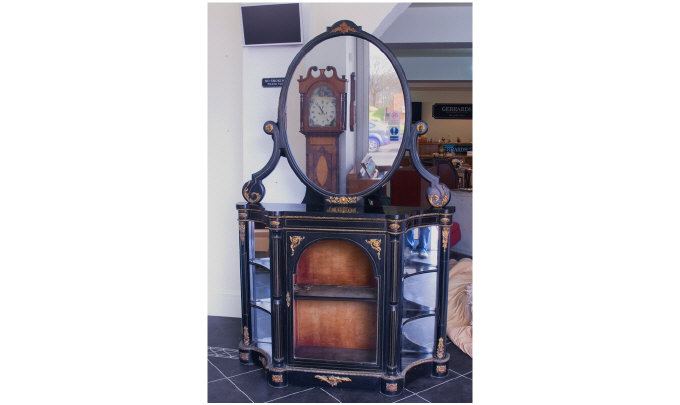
[
  {"x1": 250, "y1": 298, "x2": 271, "y2": 313},
  {"x1": 403, "y1": 271, "x2": 437, "y2": 309},
  {"x1": 250, "y1": 257, "x2": 271, "y2": 271},
  {"x1": 256, "y1": 341, "x2": 273, "y2": 358},
  {"x1": 251, "y1": 305, "x2": 272, "y2": 346},
  {"x1": 403, "y1": 265, "x2": 437, "y2": 279},
  {"x1": 402, "y1": 298, "x2": 434, "y2": 319},
  {"x1": 401, "y1": 314, "x2": 435, "y2": 354}
]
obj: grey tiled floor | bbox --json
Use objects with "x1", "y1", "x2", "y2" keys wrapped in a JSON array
[{"x1": 208, "y1": 316, "x2": 472, "y2": 403}]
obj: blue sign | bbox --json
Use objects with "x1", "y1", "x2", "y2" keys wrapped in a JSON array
[{"x1": 389, "y1": 126, "x2": 399, "y2": 141}]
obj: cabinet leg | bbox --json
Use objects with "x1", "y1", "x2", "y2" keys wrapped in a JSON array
[
  {"x1": 238, "y1": 349, "x2": 254, "y2": 365},
  {"x1": 432, "y1": 361, "x2": 449, "y2": 378},
  {"x1": 380, "y1": 378, "x2": 403, "y2": 396},
  {"x1": 266, "y1": 369, "x2": 288, "y2": 388}
]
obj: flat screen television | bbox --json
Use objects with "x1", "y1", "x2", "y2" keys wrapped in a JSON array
[
  {"x1": 412, "y1": 101, "x2": 422, "y2": 122},
  {"x1": 240, "y1": 3, "x2": 302, "y2": 46}
]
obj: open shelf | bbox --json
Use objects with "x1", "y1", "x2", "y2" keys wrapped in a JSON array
[
  {"x1": 402, "y1": 300, "x2": 435, "y2": 319},
  {"x1": 404, "y1": 262, "x2": 437, "y2": 278},
  {"x1": 403, "y1": 271, "x2": 437, "y2": 309},
  {"x1": 295, "y1": 345, "x2": 376, "y2": 363},
  {"x1": 401, "y1": 351, "x2": 433, "y2": 369},
  {"x1": 250, "y1": 297, "x2": 271, "y2": 313},
  {"x1": 294, "y1": 284, "x2": 377, "y2": 301},
  {"x1": 255, "y1": 341, "x2": 272, "y2": 358},
  {"x1": 402, "y1": 315, "x2": 435, "y2": 350},
  {"x1": 250, "y1": 257, "x2": 270, "y2": 270}
]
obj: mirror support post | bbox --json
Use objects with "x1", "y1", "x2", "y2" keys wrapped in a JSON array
[
  {"x1": 406, "y1": 121, "x2": 451, "y2": 209},
  {"x1": 241, "y1": 121, "x2": 283, "y2": 204}
]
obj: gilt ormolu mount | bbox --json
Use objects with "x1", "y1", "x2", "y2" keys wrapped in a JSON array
[{"x1": 236, "y1": 20, "x2": 453, "y2": 395}]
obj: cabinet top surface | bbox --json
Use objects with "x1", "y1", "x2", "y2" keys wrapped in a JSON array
[{"x1": 236, "y1": 202, "x2": 452, "y2": 219}]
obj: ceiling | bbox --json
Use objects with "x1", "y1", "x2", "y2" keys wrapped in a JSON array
[{"x1": 380, "y1": 3, "x2": 472, "y2": 81}]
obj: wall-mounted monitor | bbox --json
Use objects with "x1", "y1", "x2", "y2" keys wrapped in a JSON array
[
  {"x1": 412, "y1": 101, "x2": 422, "y2": 122},
  {"x1": 240, "y1": 3, "x2": 302, "y2": 46}
]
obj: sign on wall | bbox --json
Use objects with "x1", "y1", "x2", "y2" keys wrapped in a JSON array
[
  {"x1": 432, "y1": 103, "x2": 472, "y2": 119},
  {"x1": 262, "y1": 77, "x2": 285, "y2": 88},
  {"x1": 443, "y1": 144, "x2": 473, "y2": 154}
]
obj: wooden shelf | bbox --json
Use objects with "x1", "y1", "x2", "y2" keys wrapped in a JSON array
[
  {"x1": 295, "y1": 345, "x2": 376, "y2": 363},
  {"x1": 294, "y1": 284, "x2": 377, "y2": 301}
]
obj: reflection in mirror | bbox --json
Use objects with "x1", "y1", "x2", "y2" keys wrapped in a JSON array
[{"x1": 286, "y1": 36, "x2": 405, "y2": 195}]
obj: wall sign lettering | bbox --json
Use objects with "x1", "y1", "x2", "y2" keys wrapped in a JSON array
[
  {"x1": 432, "y1": 103, "x2": 472, "y2": 119},
  {"x1": 443, "y1": 144, "x2": 473, "y2": 154},
  {"x1": 262, "y1": 77, "x2": 285, "y2": 88}
]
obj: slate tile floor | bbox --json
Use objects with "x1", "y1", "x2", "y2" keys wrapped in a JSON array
[{"x1": 208, "y1": 316, "x2": 472, "y2": 403}]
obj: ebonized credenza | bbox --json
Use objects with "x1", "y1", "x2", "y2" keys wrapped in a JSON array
[
  {"x1": 233, "y1": 20, "x2": 454, "y2": 395},
  {"x1": 237, "y1": 203, "x2": 453, "y2": 394}
]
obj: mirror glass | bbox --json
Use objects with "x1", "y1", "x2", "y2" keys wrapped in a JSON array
[{"x1": 285, "y1": 36, "x2": 405, "y2": 195}]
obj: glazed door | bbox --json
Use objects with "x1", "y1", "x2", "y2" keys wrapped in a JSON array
[{"x1": 285, "y1": 231, "x2": 384, "y2": 369}]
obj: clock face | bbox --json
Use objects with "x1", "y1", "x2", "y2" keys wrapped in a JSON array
[{"x1": 308, "y1": 86, "x2": 337, "y2": 127}]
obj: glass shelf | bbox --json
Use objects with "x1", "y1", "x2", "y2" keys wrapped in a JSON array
[
  {"x1": 251, "y1": 266, "x2": 270, "y2": 302},
  {"x1": 294, "y1": 284, "x2": 377, "y2": 301},
  {"x1": 404, "y1": 262, "x2": 437, "y2": 278},
  {"x1": 403, "y1": 271, "x2": 437, "y2": 309},
  {"x1": 251, "y1": 306, "x2": 271, "y2": 345},
  {"x1": 402, "y1": 300, "x2": 435, "y2": 319},
  {"x1": 250, "y1": 257, "x2": 270, "y2": 270},
  {"x1": 401, "y1": 351, "x2": 433, "y2": 370},
  {"x1": 402, "y1": 315, "x2": 435, "y2": 352},
  {"x1": 250, "y1": 297, "x2": 271, "y2": 313},
  {"x1": 256, "y1": 341, "x2": 272, "y2": 358}
]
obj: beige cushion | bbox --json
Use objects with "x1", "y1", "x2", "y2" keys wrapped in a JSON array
[{"x1": 447, "y1": 258, "x2": 472, "y2": 357}]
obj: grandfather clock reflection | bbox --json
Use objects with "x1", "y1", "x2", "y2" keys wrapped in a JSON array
[{"x1": 298, "y1": 66, "x2": 347, "y2": 193}]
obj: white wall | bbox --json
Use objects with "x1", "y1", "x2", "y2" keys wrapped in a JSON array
[
  {"x1": 208, "y1": 3, "x2": 244, "y2": 316},
  {"x1": 209, "y1": 3, "x2": 399, "y2": 317}
]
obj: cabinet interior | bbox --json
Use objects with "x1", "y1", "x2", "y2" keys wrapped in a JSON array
[{"x1": 293, "y1": 239, "x2": 378, "y2": 363}]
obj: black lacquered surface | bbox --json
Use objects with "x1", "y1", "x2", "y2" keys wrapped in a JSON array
[{"x1": 209, "y1": 316, "x2": 472, "y2": 402}]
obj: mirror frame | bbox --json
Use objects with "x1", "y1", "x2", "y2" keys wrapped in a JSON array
[
  {"x1": 241, "y1": 20, "x2": 450, "y2": 208},
  {"x1": 278, "y1": 20, "x2": 411, "y2": 200}
]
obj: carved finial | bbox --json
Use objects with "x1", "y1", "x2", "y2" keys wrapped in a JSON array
[
  {"x1": 327, "y1": 20, "x2": 361, "y2": 34},
  {"x1": 427, "y1": 183, "x2": 450, "y2": 208},
  {"x1": 263, "y1": 121, "x2": 276, "y2": 134},
  {"x1": 242, "y1": 180, "x2": 265, "y2": 204},
  {"x1": 415, "y1": 121, "x2": 429, "y2": 135}
]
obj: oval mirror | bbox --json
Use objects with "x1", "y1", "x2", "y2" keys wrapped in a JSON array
[{"x1": 283, "y1": 35, "x2": 407, "y2": 196}]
